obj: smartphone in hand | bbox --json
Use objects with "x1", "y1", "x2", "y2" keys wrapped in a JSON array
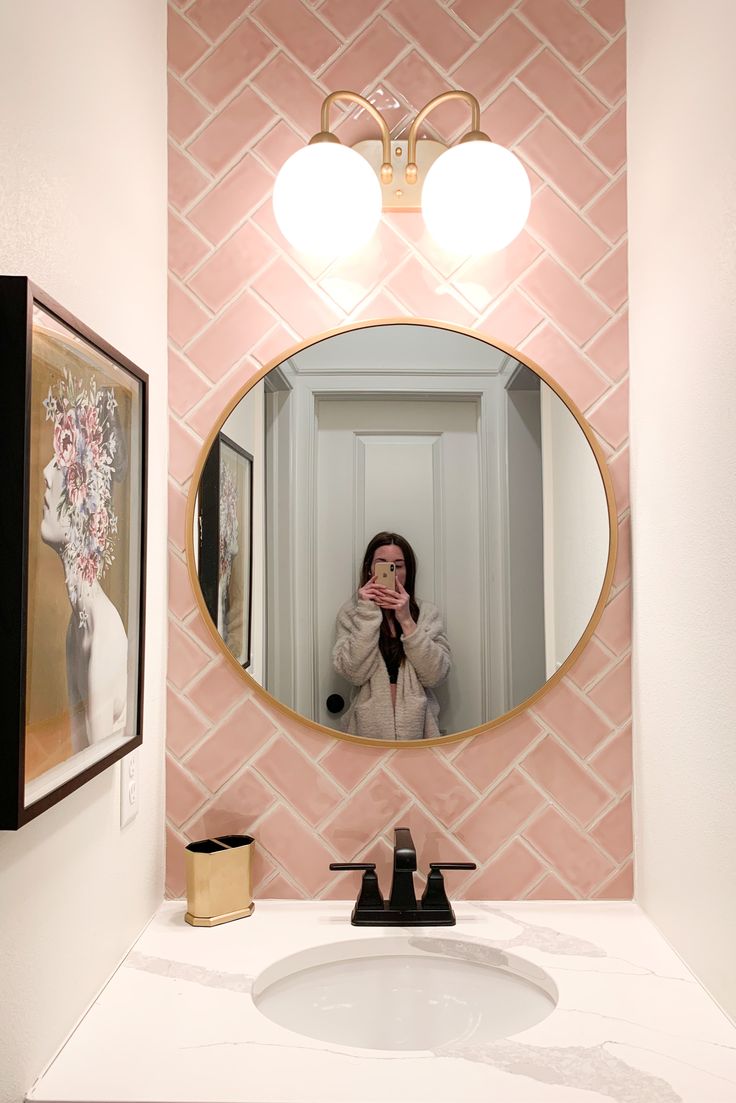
[{"x1": 375, "y1": 562, "x2": 396, "y2": 591}]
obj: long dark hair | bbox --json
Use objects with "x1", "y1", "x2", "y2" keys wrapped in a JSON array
[{"x1": 359, "y1": 532, "x2": 420, "y2": 672}]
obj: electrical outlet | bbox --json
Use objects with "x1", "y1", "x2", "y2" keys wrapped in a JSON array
[{"x1": 120, "y1": 749, "x2": 139, "y2": 827}]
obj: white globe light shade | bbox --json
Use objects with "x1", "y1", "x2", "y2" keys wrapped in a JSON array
[
  {"x1": 421, "y1": 141, "x2": 531, "y2": 255},
  {"x1": 273, "y1": 142, "x2": 382, "y2": 257}
]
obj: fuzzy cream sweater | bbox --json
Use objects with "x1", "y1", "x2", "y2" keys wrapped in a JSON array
[{"x1": 332, "y1": 597, "x2": 451, "y2": 741}]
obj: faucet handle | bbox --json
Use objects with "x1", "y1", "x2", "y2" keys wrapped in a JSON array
[
  {"x1": 329, "y1": 863, "x2": 384, "y2": 911},
  {"x1": 421, "y1": 862, "x2": 477, "y2": 913}
]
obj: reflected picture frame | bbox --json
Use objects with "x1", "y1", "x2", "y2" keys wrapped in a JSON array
[
  {"x1": 0, "y1": 276, "x2": 148, "y2": 830},
  {"x1": 198, "y1": 432, "x2": 253, "y2": 670}
]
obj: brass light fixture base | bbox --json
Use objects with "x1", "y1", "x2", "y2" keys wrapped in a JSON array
[
  {"x1": 352, "y1": 138, "x2": 446, "y2": 210},
  {"x1": 185, "y1": 901, "x2": 255, "y2": 927}
]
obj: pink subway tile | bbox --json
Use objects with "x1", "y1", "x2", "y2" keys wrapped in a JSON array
[
  {"x1": 527, "y1": 187, "x2": 608, "y2": 277},
  {"x1": 186, "y1": 659, "x2": 248, "y2": 723},
  {"x1": 349, "y1": 287, "x2": 408, "y2": 323},
  {"x1": 251, "y1": 849, "x2": 277, "y2": 894},
  {"x1": 322, "y1": 18, "x2": 405, "y2": 94},
  {"x1": 169, "y1": 549, "x2": 196, "y2": 622},
  {"x1": 587, "y1": 174, "x2": 627, "y2": 243},
  {"x1": 454, "y1": 770, "x2": 546, "y2": 862},
  {"x1": 478, "y1": 84, "x2": 543, "y2": 149},
  {"x1": 476, "y1": 289, "x2": 544, "y2": 349},
  {"x1": 584, "y1": 0, "x2": 625, "y2": 36},
  {"x1": 169, "y1": 415, "x2": 204, "y2": 484},
  {"x1": 591, "y1": 793, "x2": 632, "y2": 863},
  {"x1": 167, "y1": 688, "x2": 211, "y2": 758},
  {"x1": 188, "y1": 154, "x2": 273, "y2": 245},
  {"x1": 587, "y1": 654, "x2": 631, "y2": 727},
  {"x1": 187, "y1": 20, "x2": 273, "y2": 106},
  {"x1": 187, "y1": 87, "x2": 275, "y2": 175},
  {"x1": 596, "y1": 585, "x2": 630, "y2": 655},
  {"x1": 322, "y1": 770, "x2": 411, "y2": 860},
  {"x1": 586, "y1": 102, "x2": 626, "y2": 173},
  {"x1": 168, "y1": 479, "x2": 188, "y2": 552},
  {"x1": 521, "y1": 323, "x2": 608, "y2": 411},
  {"x1": 384, "y1": 210, "x2": 466, "y2": 281},
  {"x1": 518, "y1": 118, "x2": 608, "y2": 207},
  {"x1": 520, "y1": 255, "x2": 609, "y2": 346},
  {"x1": 388, "y1": 750, "x2": 478, "y2": 828},
  {"x1": 454, "y1": 713, "x2": 543, "y2": 790},
  {"x1": 186, "y1": 291, "x2": 274, "y2": 381},
  {"x1": 185, "y1": 366, "x2": 255, "y2": 440},
  {"x1": 252, "y1": 257, "x2": 343, "y2": 337},
  {"x1": 532, "y1": 678, "x2": 613, "y2": 756},
  {"x1": 168, "y1": 7, "x2": 210, "y2": 76},
  {"x1": 168, "y1": 348, "x2": 209, "y2": 417},
  {"x1": 587, "y1": 377, "x2": 628, "y2": 450},
  {"x1": 320, "y1": 739, "x2": 381, "y2": 790},
  {"x1": 253, "y1": 120, "x2": 303, "y2": 174},
  {"x1": 188, "y1": 222, "x2": 275, "y2": 312},
  {"x1": 250, "y1": 199, "x2": 331, "y2": 281},
  {"x1": 608, "y1": 446, "x2": 629, "y2": 515},
  {"x1": 260, "y1": 873, "x2": 304, "y2": 899},
  {"x1": 258, "y1": 805, "x2": 336, "y2": 895},
  {"x1": 187, "y1": 699, "x2": 275, "y2": 791},
  {"x1": 612, "y1": 514, "x2": 631, "y2": 589},
  {"x1": 251, "y1": 322, "x2": 298, "y2": 366},
  {"x1": 453, "y1": 230, "x2": 543, "y2": 314},
  {"x1": 386, "y1": 52, "x2": 468, "y2": 140},
  {"x1": 254, "y1": 0, "x2": 340, "y2": 71},
  {"x1": 589, "y1": 723, "x2": 632, "y2": 794},
  {"x1": 165, "y1": 824, "x2": 187, "y2": 897},
  {"x1": 387, "y1": 0, "x2": 473, "y2": 70},
  {"x1": 586, "y1": 240, "x2": 628, "y2": 311},
  {"x1": 464, "y1": 839, "x2": 545, "y2": 899},
  {"x1": 452, "y1": 17, "x2": 539, "y2": 103},
  {"x1": 169, "y1": 210, "x2": 210, "y2": 280},
  {"x1": 520, "y1": 0, "x2": 606, "y2": 69},
  {"x1": 168, "y1": 143, "x2": 209, "y2": 212},
  {"x1": 523, "y1": 735, "x2": 612, "y2": 826},
  {"x1": 187, "y1": 0, "x2": 252, "y2": 42},
  {"x1": 252, "y1": 53, "x2": 327, "y2": 139},
  {"x1": 318, "y1": 0, "x2": 373, "y2": 39},
  {"x1": 385, "y1": 256, "x2": 475, "y2": 327},
  {"x1": 253, "y1": 736, "x2": 343, "y2": 826},
  {"x1": 584, "y1": 34, "x2": 625, "y2": 105},
  {"x1": 523, "y1": 806, "x2": 615, "y2": 895},
  {"x1": 183, "y1": 610, "x2": 220, "y2": 659},
  {"x1": 319, "y1": 221, "x2": 408, "y2": 315},
  {"x1": 166, "y1": 753, "x2": 208, "y2": 826},
  {"x1": 450, "y1": 0, "x2": 511, "y2": 37},
  {"x1": 586, "y1": 310, "x2": 628, "y2": 382},
  {"x1": 519, "y1": 49, "x2": 607, "y2": 139},
  {"x1": 186, "y1": 767, "x2": 276, "y2": 839},
  {"x1": 525, "y1": 872, "x2": 576, "y2": 899},
  {"x1": 168, "y1": 74, "x2": 210, "y2": 145},
  {"x1": 568, "y1": 637, "x2": 614, "y2": 691},
  {"x1": 594, "y1": 859, "x2": 633, "y2": 899},
  {"x1": 168, "y1": 277, "x2": 210, "y2": 349}
]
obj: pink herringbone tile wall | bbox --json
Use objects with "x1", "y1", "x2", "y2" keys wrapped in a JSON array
[{"x1": 166, "y1": 0, "x2": 631, "y2": 901}]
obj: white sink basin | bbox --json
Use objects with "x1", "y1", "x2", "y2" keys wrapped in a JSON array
[{"x1": 253, "y1": 935, "x2": 557, "y2": 1051}]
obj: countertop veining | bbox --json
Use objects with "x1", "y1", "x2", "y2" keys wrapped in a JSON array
[{"x1": 28, "y1": 901, "x2": 736, "y2": 1103}]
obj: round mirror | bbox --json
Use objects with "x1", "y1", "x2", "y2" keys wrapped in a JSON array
[{"x1": 187, "y1": 322, "x2": 616, "y2": 746}]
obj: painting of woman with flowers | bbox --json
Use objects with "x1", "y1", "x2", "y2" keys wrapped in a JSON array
[{"x1": 0, "y1": 276, "x2": 146, "y2": 828}]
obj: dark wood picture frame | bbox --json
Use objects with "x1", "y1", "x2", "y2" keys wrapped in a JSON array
[
  {"x1": 0, "y1": 276, "x2": 148, "y2": 830},
  {"x1": 198, "y1": 432, "x2": 253, "y2": 670}
]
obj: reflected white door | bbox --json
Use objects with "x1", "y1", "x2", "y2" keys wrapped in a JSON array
[{"x1": 315, "y1": 397, "x2": 483, "y2": 737}]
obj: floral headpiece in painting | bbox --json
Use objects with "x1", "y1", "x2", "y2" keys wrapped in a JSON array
[{"x1": 43, "y1": 370, "x2": 120, "y2": 616}]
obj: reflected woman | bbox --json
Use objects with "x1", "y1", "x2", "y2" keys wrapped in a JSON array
[
  {"x1": 332, "y1": 532, "x2": 450, "y2": 741},
  {"x1": 41, "y1": 373, "x2": 128, "y2": 752}
]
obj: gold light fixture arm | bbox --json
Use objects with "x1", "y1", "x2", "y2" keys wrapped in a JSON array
[
  {"x1": 405, "y1": 90, "x2": 490, "y2": 184},
  {"x1": 309, "y1": 91, "x2": 393, "y2": 184}
]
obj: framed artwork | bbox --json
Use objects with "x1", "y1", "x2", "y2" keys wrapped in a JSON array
[
  {"x1": 0, "y1": 276, "x2": 147, "y2": 830},
  {"x1": 198, "y1": 432, "x2": 253, "y2": 669}
]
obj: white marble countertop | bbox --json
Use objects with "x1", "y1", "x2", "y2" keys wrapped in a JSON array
[{"x1": 28, "y1": 901, "x2": 736, "y2": 1103}]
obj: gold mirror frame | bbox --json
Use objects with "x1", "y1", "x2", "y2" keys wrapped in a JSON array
[{"x1": 185, "y1": 319, "x2": 618, "y2": 749}]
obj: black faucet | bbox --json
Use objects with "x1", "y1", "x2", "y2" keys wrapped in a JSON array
[{"x1": 329, "y1": 827, "x2": 476, "y2": 926}]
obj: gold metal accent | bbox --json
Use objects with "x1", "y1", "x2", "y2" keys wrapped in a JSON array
[
  {"x1": 184, "y1": 319, "x2": 618, "y2": 751},
  {"x1": 405, "y1": 90, "x2": 490, "y2": 185},
  {"x1": 184, "y1": 836, "x2": 255, "y2": 926},
  {"x1": 316, "y1": 90, "x2": 393, "y2": 184},
  {"x1": 352, "y1": 139, "x2": 446, "y2": 210}
]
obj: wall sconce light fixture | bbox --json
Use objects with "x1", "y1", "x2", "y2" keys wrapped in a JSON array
[{"x1": 272, "y1": 90, "x2": 531, "y2": 258}]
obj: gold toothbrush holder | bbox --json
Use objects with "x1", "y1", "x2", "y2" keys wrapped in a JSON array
[{"x1": 185, "y1": 834, "x2": 255, "y2": 926}]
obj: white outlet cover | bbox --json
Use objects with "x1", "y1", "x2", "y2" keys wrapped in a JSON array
[{"x1": 120, "y1": 749, "x2": 139, "y2": 827}]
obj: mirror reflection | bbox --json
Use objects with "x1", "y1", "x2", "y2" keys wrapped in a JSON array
[{"x1": 193, "y1": 323, "x2": 612, "y2": 742}]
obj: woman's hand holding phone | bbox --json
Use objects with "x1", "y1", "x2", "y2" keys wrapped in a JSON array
[{"x1": 374, "y1": 578, "x2": 415, "y2": 635}]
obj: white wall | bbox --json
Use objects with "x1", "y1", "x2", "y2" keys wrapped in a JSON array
[
  {"x1": 628, "y1": 0, "x2": 736, "y2": 1019},
  {"x1": 0, "y1": 3, "x2": 167, "y2": 1101}
]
